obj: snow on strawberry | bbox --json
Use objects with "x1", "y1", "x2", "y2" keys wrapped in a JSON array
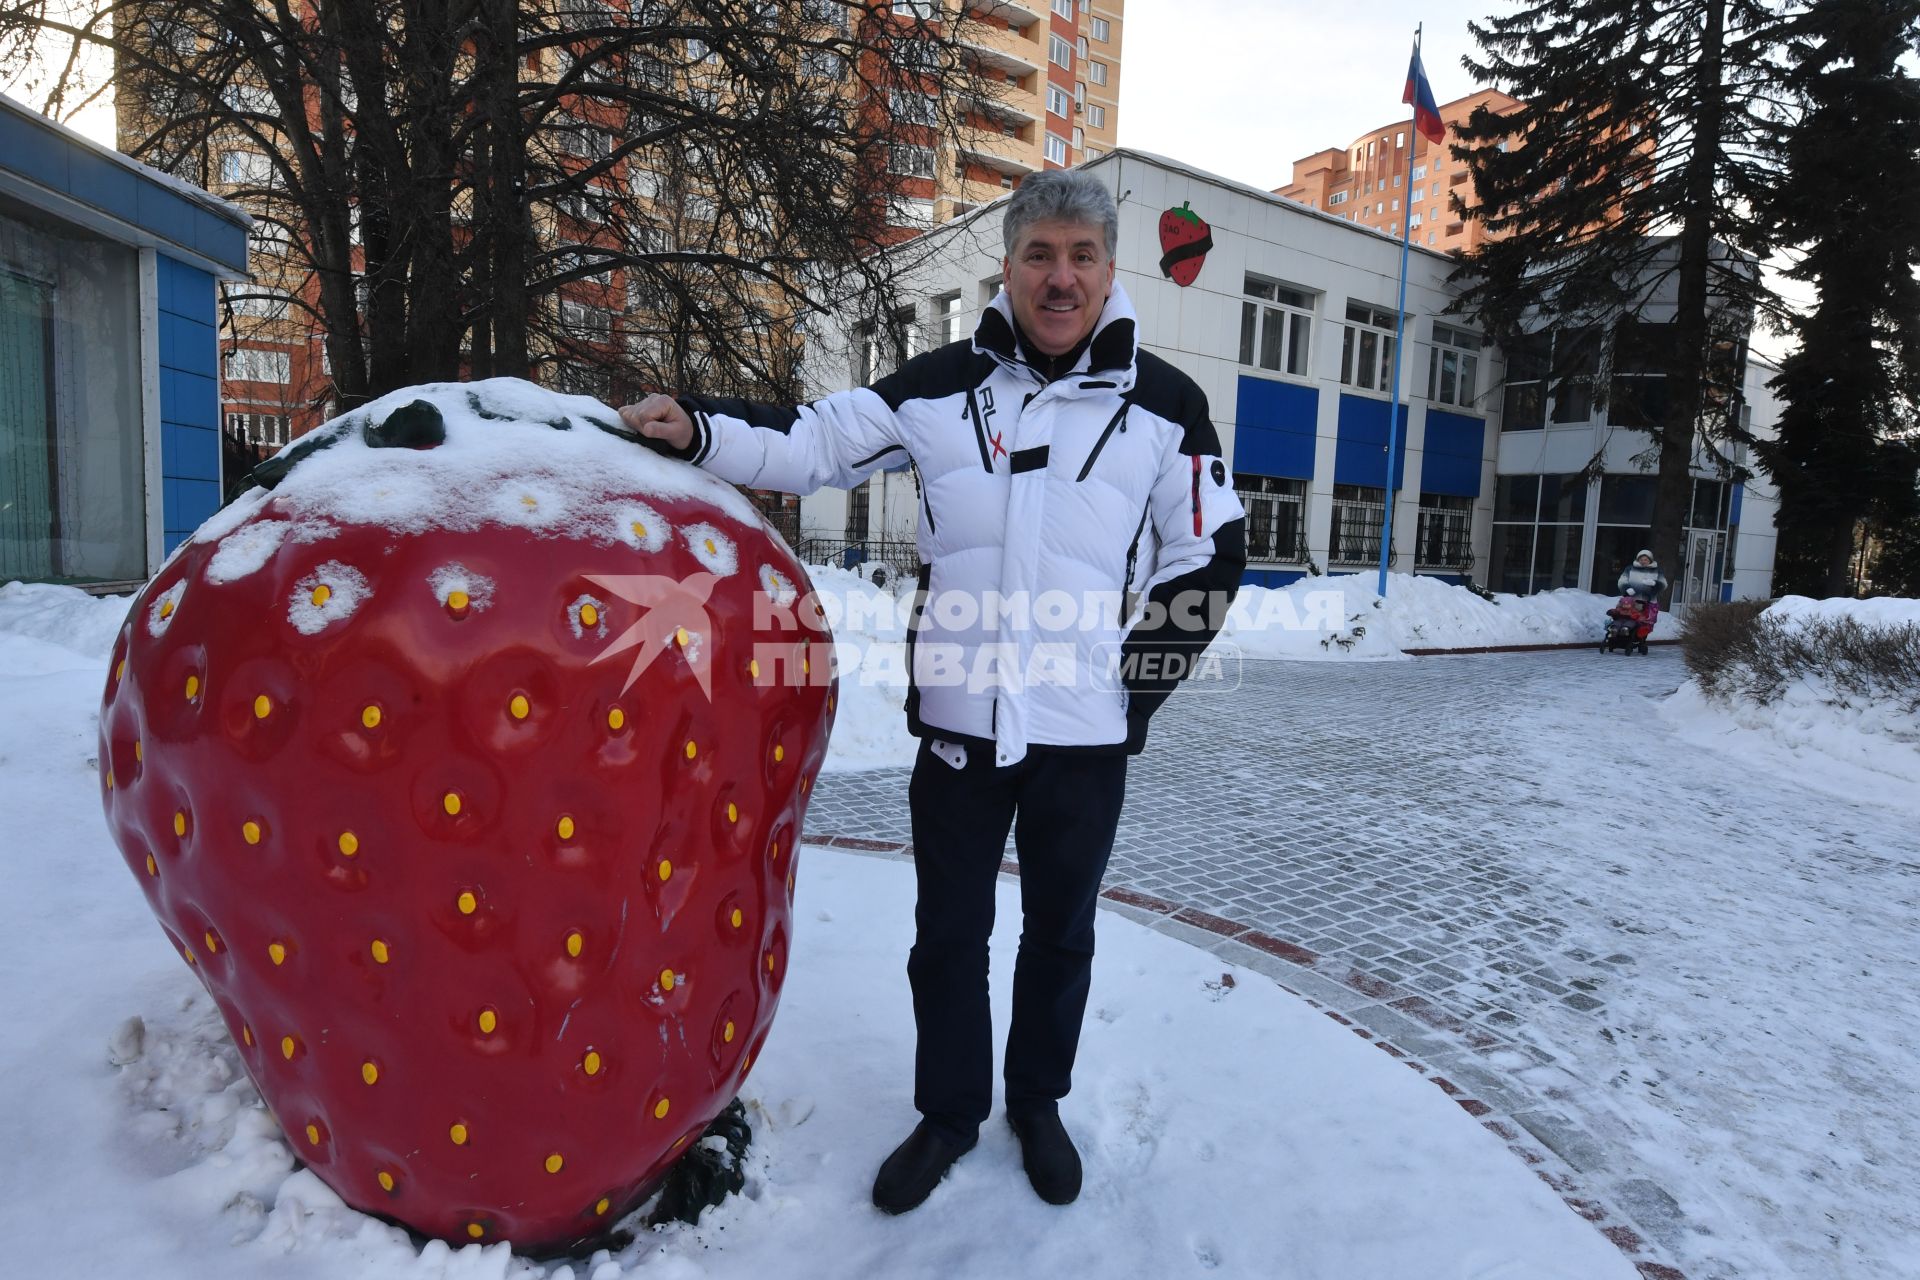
[{"x1": 96, "y1": 378, "x2": 836, "y2": 1250}]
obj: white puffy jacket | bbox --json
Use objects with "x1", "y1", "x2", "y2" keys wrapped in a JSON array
[{"x1": 675, "y1": 284, "x2": 1246, "y2": 766}]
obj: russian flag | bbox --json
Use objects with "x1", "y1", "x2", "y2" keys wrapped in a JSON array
[{"x1": 1403, "y1": 45, "x2": 1446, "y2": 145}]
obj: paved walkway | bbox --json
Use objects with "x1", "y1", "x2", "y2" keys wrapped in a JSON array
[{"x1": 806, "y1": 650, "x2": 1920, "y2": 1280}]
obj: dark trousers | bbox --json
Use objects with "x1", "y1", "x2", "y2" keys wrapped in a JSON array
[{"x1": 905, "y1": 740, "x2": 1129, "y2": 1141}]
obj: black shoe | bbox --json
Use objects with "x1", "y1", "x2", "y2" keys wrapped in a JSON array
[
  {"x1": 872, "y1": 1121, "x2": 978, "y2": 1215},
  {"x1": 1007, "y1": 1108, "x2": 1082, "y2": 1205}
]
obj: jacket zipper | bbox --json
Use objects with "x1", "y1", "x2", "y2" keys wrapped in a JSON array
[
  {"x1": 1190, "y1": 455, "x2": 1203, "y2": 536},
  {"x1": 1122, "y1": 500, "x2": 1151, "y2": 616},
  {"x1": 965, "y1": 389, "x2": 993, "y2": 472},
  {"x1": 914, "y1": 463, "x2": 936, "y2": 535},
  {"x1": 1074, "y1": 403, "x2": 1131, "y2": 482}
]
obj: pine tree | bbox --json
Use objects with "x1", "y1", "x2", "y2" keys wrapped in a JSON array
[
  {"x1": 1759, "y1": 0, "x2": 1920, "y2": 598},
  {"x1": 1452, "y1": 0, "x2": 1780, "y2": 599}
]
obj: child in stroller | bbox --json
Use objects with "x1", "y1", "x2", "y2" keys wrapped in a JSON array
[{"x1": 1602, "y1": 588, "x2": 1656, "y2": 655}]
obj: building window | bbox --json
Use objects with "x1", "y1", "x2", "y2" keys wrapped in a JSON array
[
  {"x1": 1551, "y1": 326, "x2": 1600, "y2": 423},
  {"x1": 1412, "y1": 164, "x2": 1427, "y2": 180},
  {"x1": 1395, "y1": 131, "x2": 1405, "y2": 148},
  {"x1": 1091, "y1": 16, "x2": 1110, "y2": 40},
  {"x1": 1072, "y1": 126, "x2": 1083, "y2": 149},
  {"x1": 1046, "y1": 84, "x2": 1070, "y2": 117},
  {"x1": 1089, "y1": 104, "x2": 1106, "y2": 129},
  {"x1": 1499, "y1": 332, "x2": 1549, "y2": 430},
  {"x1": 931, "y1": 291, "x2": 965, "y2": 346},
  {"x1": 1489, "y1": 473, "x2": 1586, "y2": 594},
  {"x1": 1084, "y1": 147, "x2": 1102, "y2": 160},
  {"x1": 228, "y1": 286, "x2": 293, "y2": 320},
  {"x1": 220, "y1": 150, "x2": 273, "y2": 186},
  {"x1": 224, "y1": 347, "x2": 291, "y2": 383},
  {"x1": 1051, "y1": 0, "x2": 1073, "y2": 15},
  {"x1": 1338, "y1": 300, "x2": 1402, "y2": 392},
  {"x1": 889, "y1": 144, "x2": 936, "y2": 178},
  {"x1": 227, "y1": 411, "x2": 291, "y2": 447},
  {"x1": 1409, "y1": 213, "x2": 1423, "y2": 229},
  {"x1": 1238, "y1": 275, "x2": 1313, "y2": 377},
  {"x1": 0, "y1": 221, "x2": 145, "y2": 582},
  {"x1": 1427, "y1": 323, "x2": 1482, "y2": 408},
  {"x1": 1414, "y1": 493, "x2": 1474, "y2": 571},
  {"x1": 887, "y1": 197, "x2": 935, "y2": 229},
  {"x1": 1088, "y1": 60, "x2": 1107, "y2": 85},
  {"x1": 1075, "y1": 80, "x2": 1086, "y2": 103},
  {"x1": 800, "y1": 47, "x2": 845, "y2": 79},
  {"x1": 1049, "y1": 33, "x2": 1072, "y2": 67},
  {"x1": 561, "y1": 300, "x2": 613, "y2": 344},
  {"x1": 1077, "y1": 35, "x2": 1088, "y2": 58},
  {"x1": 1326, "y1": 190, "x2": 1348, "y2": 206},
  {"x1": 1608, "y1": 320, "x2": 1670, "y2": 428},
  {"x1": 1329, "y1": 484, "x2": 1389, "y2": 567},
  {"x1": 1236, "y1": 474, "x2": 1308, "y2": 563},
  {"x1": 1411, "y1": 185, "x2": 1424, "y2": 202},
  {"x1": 846, "y1": 476, "x2": 871, "y2": 540},
  {"x1": 890, "y1": 89, "x2": 938, "y2": 127},
  {"x1": 980, "y1": 276, "x2": 1002, "y2": 305},
  {"x1": 1044, "y1": 133, "x2": 1069, "y2": 165}
]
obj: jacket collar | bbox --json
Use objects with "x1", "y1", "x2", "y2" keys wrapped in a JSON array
[{"x1": 973, "y1": 281, "x2": 1139, "y2": 395}]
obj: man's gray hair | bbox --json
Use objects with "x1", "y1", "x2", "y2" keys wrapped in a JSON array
[{"x1": 1002, "y1": 169, "x2": 1119, "y2": 260}]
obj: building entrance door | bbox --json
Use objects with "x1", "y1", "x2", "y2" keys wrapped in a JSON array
[{"x1": 1677, "y1": 528, "x2": 1719, "y2": 605}]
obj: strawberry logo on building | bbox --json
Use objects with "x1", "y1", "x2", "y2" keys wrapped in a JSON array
[
  {"x1": 97, "y1": 385, "x2": 835, "y2": 1249},
  {"x1": 1157, "y1": 201, "x2": 1213, "y2": 287}
]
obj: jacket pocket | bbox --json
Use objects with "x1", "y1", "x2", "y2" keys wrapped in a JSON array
[{"x1": 1075, "y1": 403, "x2": 1131, "y2": 481}]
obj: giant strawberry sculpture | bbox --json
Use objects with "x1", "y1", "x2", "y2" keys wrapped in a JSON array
[{"x1": 97, "y1": 379, "x2": 834, "y2": 1250}]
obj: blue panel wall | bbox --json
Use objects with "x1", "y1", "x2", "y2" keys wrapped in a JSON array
[
  {"x1": 1730, "y1": 483, "x2": 1744, "y2": 526},
  {"x1": 1333, "y1": 394, "x2": 1409, "y2": 491},
  {"x1": 158, "y1": 255, "x2": 222, "y2": 552},
  {"x1": 1232, "y1": 376, "x2": 1318, "y2": 479},
  {"x1": 1419, "y1": 410, "x2": 1486, "y2": 498},
  {"x1": 0, "y1": 106, "x2": 248, "y2": 271}
]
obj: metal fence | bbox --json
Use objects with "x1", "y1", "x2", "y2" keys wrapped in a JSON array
[
  {"x1": 1238, "y1": 490, "x2": 1310, "y2": 565},
  {"x1": 1328, "y1": 497, "x2": 1397, "y2": 567},
  {"x1": 792, "y1": 537, "x2": 922, "y2": 587},
  {"x1": 1413, "y1": 506, "x2": 1475, "y2": 573}
]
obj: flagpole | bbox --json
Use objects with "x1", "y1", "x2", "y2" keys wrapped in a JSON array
[{"x1": 1378, "y1": 25, "x2": 1422, "y2": 598}]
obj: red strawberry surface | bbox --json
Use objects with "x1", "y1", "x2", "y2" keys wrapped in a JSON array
[
  {"x1": 96, "y1": 381, "x2": 834, "y2": 1249},
  {"x1": 1157, "y1": 201, "x2": 1214, "y2": 287}
]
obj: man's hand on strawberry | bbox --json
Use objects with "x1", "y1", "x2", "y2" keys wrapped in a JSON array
[{"x1": 619, "y1": 393, "x2": 695, "y2": 454}]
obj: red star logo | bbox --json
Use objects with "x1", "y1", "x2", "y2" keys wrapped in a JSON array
[{"x1": 583, "y1": 572, "x2": 720, "y2": 700}]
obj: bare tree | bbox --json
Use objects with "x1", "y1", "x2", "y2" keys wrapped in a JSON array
[{"x1": 1, "y1": 0, "x2": 999, "y2": 414}]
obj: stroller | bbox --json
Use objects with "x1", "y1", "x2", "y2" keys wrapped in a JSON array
[{"x1": 1600, "y1": 588, "x2": 1656, "y2": 655}]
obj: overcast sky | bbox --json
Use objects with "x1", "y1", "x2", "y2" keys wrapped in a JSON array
[{"x1": 1116, "y1": 0, "x2": 1514, "y2": 191}]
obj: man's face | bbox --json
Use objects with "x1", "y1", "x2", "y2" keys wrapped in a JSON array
[
  {"x1": 1003, "y1": 218, "x2": 1115, "y2": 358},
  {"x1": 1637, "y1": 554, "x2": 1652, "y2": 566}
]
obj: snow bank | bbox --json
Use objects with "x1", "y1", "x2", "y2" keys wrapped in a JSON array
[
  {"x1": 1218, "y1": 573, "x2": 1656, "y2": 660},
  {"x1": 0, "y1": 580, "x2": 131, "y2": 671},
  {"x1": 802, "y1": 568, "x2": 1649, "y2": 769},
  {"x1": 1663, "y1": 595, "x2": 1920, "y2": 813}
]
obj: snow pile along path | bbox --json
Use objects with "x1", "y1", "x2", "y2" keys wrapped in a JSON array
[
  {"x1": 804, "y1": 566, "x2": 1656, "y2": 770},
  {"x1": 0, "y1": 591, "x2": 1635, "y2": 1279},
  {"x1": 1663, "y1": 594, "x2": 1920, "y2": 810}
]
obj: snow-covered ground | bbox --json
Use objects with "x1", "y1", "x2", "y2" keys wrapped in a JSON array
[
  {"x1": 808, "y1": 566, "x2": 1658, "y2": 773},
  {"x1": 1663, "y1": 594, "x2": 1920, "y2": 813},
  {"x1": 0, "y1": 582, "x2": 1633, "y2": 1278}
]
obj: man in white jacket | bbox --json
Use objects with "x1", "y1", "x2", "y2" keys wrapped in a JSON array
[{"x1": 619, "y1": 170, "x2": 1245, "y2": 1214}]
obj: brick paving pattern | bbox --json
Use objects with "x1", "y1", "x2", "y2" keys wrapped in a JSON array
[{"x1": 806, "y1": 649, "x2": 1920, "y2": 1280}]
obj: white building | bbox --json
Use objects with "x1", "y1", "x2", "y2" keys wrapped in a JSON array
[{"x1": 795, "y1": 147, "x2": 1778, "y2": 603}]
